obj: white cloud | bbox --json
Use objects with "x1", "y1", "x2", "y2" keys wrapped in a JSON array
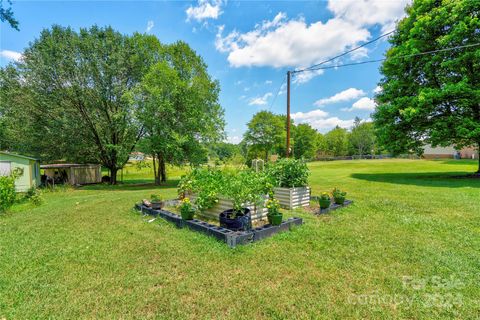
[
  {"x1": 265, "y1": 80, "x2": 272, "y2": 85},
  {"x1": 215, "y1": 1, "x2": 410, "y2": 69},
  {"x1": 327, "y1": 0, "x2": 409, "y2": 33},
  {"x1": 344, "y1": 97, "x2": 377, "y2": 112},
  {"x1": 186, "y1": 0, "x2": 223, "y2": 22},
  {"x1": 291, "y1": 109, "x2": 329, "y2": 121},
  {"x1": 226, "y1": 135, "x2": 242, "y2": 144},
  {"x1": 0, "y1": 50, "x2": 22, "y2": 61},
  {"x1": 292, "y1": 69, "x2": 325, "y2": 84},
  {"x1": 314, "y1": 88, "x2": 365, "y2": 106},
  {"x1": 373, "y1": 85, "x2": 383, "y2": 94},
  {"x1": 248, "y1": 92, "x2": 272, "y2": 106},
  {"x1": 291, "y1": 108, "x2": 355, "y2": 132},
  {"x1": 146, "y1": 21, "x2": 154, "y2": 32}
]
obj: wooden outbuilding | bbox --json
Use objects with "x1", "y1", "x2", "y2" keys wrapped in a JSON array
[{"x1": 41, "y1": 164, "x2": 102, "y2": 185}]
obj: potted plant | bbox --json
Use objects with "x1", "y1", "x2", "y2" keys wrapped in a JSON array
[
  {"x1": 150, "y1": 194, "x2": 164, "y2": 210},
  {"x1": 319, "y1": 192, "x2": 331, "y2": 209},
  {"x1": 266, "y1": 198, "x2": 282, "y2": 226},
  {"x1": 268, "y1": 158, "x2": 311, "y2": 209},
  {"x1": 179, "y1": 197, "x2": 196, "y2": 220},
  {"x1": 332, "y1": 188, "x2": 347, "y2": 205}
]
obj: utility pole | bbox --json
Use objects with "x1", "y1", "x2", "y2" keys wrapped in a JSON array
[{"x1": 286, "y1": 70, "x2": 291, "y2": 158}]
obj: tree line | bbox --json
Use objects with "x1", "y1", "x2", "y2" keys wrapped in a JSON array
[{"x1": 241, "y1": 111, "x2": 378, "y2": 162}]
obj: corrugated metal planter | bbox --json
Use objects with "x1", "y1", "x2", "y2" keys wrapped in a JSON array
[
  {"x1": 274, "y1": 187, "x2": 310, "y2": 209},
  {"x1": 189, "y1": 194, "x2": 269, "y2": 222}
]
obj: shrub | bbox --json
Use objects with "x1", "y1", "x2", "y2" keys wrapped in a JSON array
[
  {"x1": 24, "y1": 187, "x2": 44, "y2": 206},
  {"x1": 177, "y1": 167, "x2": 274, "y2": 216},
  {"x1": 0, "y1": 175, "x2": 16, "y2": 212},
  {"x1": 266, "y1": 158, "x2": 309, "y2": 188},
  {"x1": 222, "y1": 170, "x2": 265, "y2": 216},
  {"x1": 178, "y1": 167, "x2": 225, "y2": 211},
  {"x1": 0, "y1": 167, "x2": 23, "y2": 212}
]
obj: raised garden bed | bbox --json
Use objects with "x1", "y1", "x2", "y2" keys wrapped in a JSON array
[
  {"x1": 274, "y1": 187, "x2": 310, "y2": 209},
  {"x1": 188, "y1": 194, "x2": 268, "y2": 222},
  {"x1": 134, "y1": 203, "x2": 302, "y2": 248}
]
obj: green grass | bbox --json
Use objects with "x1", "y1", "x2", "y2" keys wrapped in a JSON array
[{"x1": 1, "y1": 159, "x2": 479, "y2": 319}]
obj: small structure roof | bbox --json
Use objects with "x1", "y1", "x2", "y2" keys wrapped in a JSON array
[
  {"x1": 40, "y1": 163, "x2": 100, "y2": 169},
  {"x1": 0, "y1": 151, "x2": 39, "y2": 161}
]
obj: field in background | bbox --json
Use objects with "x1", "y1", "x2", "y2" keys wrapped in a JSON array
[{"x1": 1, "y1": 159, "x2": 479, "y2": 319}]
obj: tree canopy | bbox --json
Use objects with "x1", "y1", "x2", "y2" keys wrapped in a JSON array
[
  {"x1": 243, "y1": 111, "x2": 285, "y2": 162},
  {"x1": 133, "y1": 42, "x2": 224, "y2": 183},
  {"x1": 0, "y1": 0, "x2": 18, "y2": 30},
  {"x1": 373, "y1": 0, "x2": 480, "y2": 172}
]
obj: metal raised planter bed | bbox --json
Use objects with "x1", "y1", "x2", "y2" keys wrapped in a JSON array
[
  {"x1": 188, "y1": 194, "x2": 269, "y2": 222},
  {"x1": 273, "y1": 187, "x2": 310, "y2": 209}
]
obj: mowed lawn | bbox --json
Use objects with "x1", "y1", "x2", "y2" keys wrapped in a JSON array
[{"x1": 1, "y1": 159, "x2": 479, "y2": 319}]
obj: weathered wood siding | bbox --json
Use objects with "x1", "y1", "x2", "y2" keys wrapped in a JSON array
[
  {"x1": 189, "y1": 194, "x2": 269, "y2": 222},
  {"x1": 72, "y1": 165, "x2": 102, "y2": 185},
  {"x1": 274, "y1": 187, "x2": 310, "y2": 209}
]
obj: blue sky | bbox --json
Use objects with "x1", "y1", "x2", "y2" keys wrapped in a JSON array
[{"x1": 0, "y1": 0, "x2": 410, "y2": 143}]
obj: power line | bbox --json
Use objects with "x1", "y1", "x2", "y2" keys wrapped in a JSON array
[
  {"x1": 301, "y1": 42, "x2": 480, "y2": 73},
  {"x1": 293, "y1": 30, "x2": 395, "y2": 74},
  {"x1": 268, "y1": 75, "x2": 286, "y2": 111}
]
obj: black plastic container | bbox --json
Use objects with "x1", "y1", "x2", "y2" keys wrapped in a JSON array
[{"x1": 219, "y1": 208, "x2": 252, "y2": 231}]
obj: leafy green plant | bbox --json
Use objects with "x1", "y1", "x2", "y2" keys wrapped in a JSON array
[
  {"x1": 0, "y1": 176, "x2": 16, "y2": 212},
  {"x1": 266, "y1": 198, "x2": 280, "y2": 216},
  {"x1": 178, "y1": 167, "x2": 225, "y2": 211},
  {"x1": 320, "y1": 192, "x2": 331, "y2": 201},
  {"x1": 221, "y1": 169, "x2": 268, "y2": 218},
  {"x1": 332, "y1": 188, "x2": 347, "y2": 205},
  {"x1": 0, "y1": 167, "x2": 23, "y2": 212},
  {"x1": 24, "y1": 187, "x2": 44, "y2": 206},
  {"x1": 150, "y1": 194, "x2": 162, "y2": 202},
  {"x1": 178, "y1": 197, "x2": 196, "y2": 220},
  {"x1": 266, "y1": 158, "x2": 309, "y2": 188}
]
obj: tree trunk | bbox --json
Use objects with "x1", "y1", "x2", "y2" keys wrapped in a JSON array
[
  {"x1": 477, "y1": 142, "x2": 480, "y2": 174},
  {"x1": 110, "y1": 168, "x2": 118, "y2": 185},
  {"x1": 153, "y1": 154, "x2": 161, "y2": 185},
  {"x1": 159, "y1": 154, "x2": 167, "y2": 182}
]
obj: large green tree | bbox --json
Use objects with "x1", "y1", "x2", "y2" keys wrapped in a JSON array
[
  {"x1": 134, "y1": 42, "x2": 224, "y2": 183},
  {"x1": 1, "y1": 26, "x2": 161, "y2": 183},
  {"x1": 373, "y1": 0, "x2": 480, "y2": 172},
  {"x1": 325, "y1": 126, "x2": 349, "y2": 157},
  {"x1": 348, "y1": 117, "x2": 376, "y2": 157},
  {"x1": 292, "y1": 123, "x2": 319, "y2": 160},
  {"x1": 243, "y1": 111, "x2": 285, "y2": 162}
]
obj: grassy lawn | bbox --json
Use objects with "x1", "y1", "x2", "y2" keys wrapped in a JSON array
[{"x1": 1, "y1": 159, "x2": 479, "y2": 319}]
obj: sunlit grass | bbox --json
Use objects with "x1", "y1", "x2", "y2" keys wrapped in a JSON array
[{"x1": 1, "y1": 159, "x2": 479, "y2": 319}]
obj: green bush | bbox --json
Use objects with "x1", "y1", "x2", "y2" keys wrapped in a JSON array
[
  {"x1": 24, "y1": 187, "x2": 44, "y2": 206},
  {"x1": 0, "y1": 175, "x2": 17, "y2": 212},
  {"x1": 266, "y1": 158, "x2": 309, "y2": 188},
  {"x1": 0, "y1": 167, "x2": 24, "y2": 212},
  {"x1": 178, "y1": 167, "x2": 226, "y2": 211},
  {"x1": 178, "y1": 167, "x2": 274, "y2": 215}
]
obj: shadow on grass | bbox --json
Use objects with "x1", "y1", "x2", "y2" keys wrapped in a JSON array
[
  {"x1": 80, "y1": 179, "x2": 180, "y2": 191},
  {"x1": 351, "y1": 172, "x2": 480, "y2": 188}
]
